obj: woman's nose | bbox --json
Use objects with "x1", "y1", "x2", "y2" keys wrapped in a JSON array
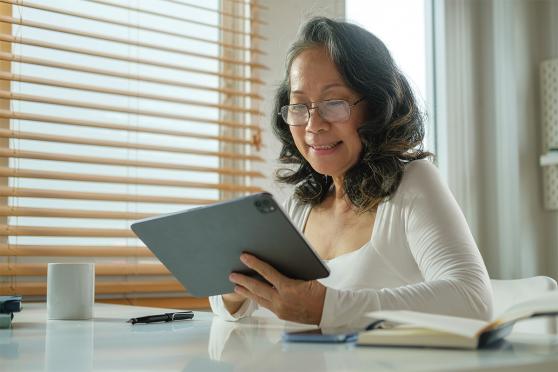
[{"x1": 305, "y1": 107, "x2": 329, "y2": 133}]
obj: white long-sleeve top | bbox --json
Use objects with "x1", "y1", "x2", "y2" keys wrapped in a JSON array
[{"x1": 209, "y1": 159, "x2": 493, "y2": 328}]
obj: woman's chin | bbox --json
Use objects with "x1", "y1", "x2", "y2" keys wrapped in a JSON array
[
  {"x1": 306, "y1": 157, "x2": 359, "y2": 179},
  {"x1": 308, "y1": 163, "x2": 342, "y2": 178}
]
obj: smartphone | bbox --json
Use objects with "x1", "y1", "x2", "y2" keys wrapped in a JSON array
[{"x1": 282, "y1": 328, "x2": 358, "y2": 343}]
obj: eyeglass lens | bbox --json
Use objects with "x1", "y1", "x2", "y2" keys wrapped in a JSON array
[{"x1": 282, "y1": 100, "x2": 351, "y2": 126}]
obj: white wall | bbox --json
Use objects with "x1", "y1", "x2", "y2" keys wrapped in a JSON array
[{"x1": 252, "y1": 0, "x2": 345, "y2": 204}]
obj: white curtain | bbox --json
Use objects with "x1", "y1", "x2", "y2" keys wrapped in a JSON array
[{"x1": 435, "y1": 0, "x2": 558, "y2": 279}]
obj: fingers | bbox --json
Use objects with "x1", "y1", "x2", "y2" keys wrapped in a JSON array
[
  {"x1": 233, "y1": 285, "x2": 272, "y2": 309},
  {"x1": 240, "y1": 254, "x2": 285, "y2": 289},
  {"x1": 229, "y1": 272, "x2": 274, "y2": 301},
  {"x1": 229, "y1": 254, "x2": 295, "y2": 315}
]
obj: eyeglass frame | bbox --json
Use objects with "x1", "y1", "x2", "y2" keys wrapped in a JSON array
[{"x1": 277, "y1": 97, "x2": 366, "y2": 127}]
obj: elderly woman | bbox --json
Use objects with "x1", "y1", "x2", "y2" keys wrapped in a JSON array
[{"x1": 209, "y1": 17, "x2": 493, "y2": 328}]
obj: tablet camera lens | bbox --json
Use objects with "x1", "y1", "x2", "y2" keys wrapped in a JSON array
[{"x1": 255, "y1": 198, "x2": 275, "y2": 213}]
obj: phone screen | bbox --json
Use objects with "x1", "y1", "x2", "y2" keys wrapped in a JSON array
[{"x1": 282, "y1": 328, "x2": 358, "y2": 343}]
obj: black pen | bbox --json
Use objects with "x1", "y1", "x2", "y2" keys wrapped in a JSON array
[{"x1": 127, "y1": 311, "x2": 194, "y2": 324}]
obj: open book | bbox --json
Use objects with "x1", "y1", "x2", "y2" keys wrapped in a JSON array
[{"x1": 357, "y1": 291, "x2": 558, "y2": 349}]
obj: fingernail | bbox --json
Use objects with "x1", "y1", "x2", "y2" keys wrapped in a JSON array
[
  {"x1": 240, "y1": 254, "x2": 248, "y2": 263},
  {"x1": 229, "y1": 273, "x2": 237, "y2": 281}
]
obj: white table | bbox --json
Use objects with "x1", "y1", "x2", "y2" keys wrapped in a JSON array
[{"x1": 1, "y1": 303, "x2": 558, "y2": 371}]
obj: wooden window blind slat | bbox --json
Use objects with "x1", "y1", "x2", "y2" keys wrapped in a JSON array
[
  {"x1": 1, "y1": 0, "x2": 265, "y2": 308},
  {"x1": 87, "y1": 0, "x2": 265, "y2": 39},
  {"x1": 0, "y1": 186, "x2": 218, "y2": 205},
  {"x1": 161, "y1": 0, "x2": 266, "y2": 25},
  {"x1": 0, "y1": 15, "x2": 267, "y2": 68},
  {"x1": 0, "y1": 224, "x2": 137, "y2": 237},
  {"x1": 98, "y1": 297, "x2": 209, "y2": 310},
  {"x1": 0, "y1": 34, "x2": 264, "y2": 83},
  {"x1": 0, "y1": 206, "x2": 154, "y2": 219},
  {"x1": 0, "y1": 244, "x2": 153, "y2": 257},
  {"x1": 0, "y1": 166, "x2": 264, "y2": 192},
  {"x1": 0, "y1": 71, "x2": 264, "y2": 115},
  {"x1": 0, "y1": 128, "x2": 263, "y2": 160},
  {"x1": 0, "y1": 91, "x2": 261, "y2": 130},
  {"x1": 201, "y1": 0, "x2": 268, "y2": 11},
  {"x1": 0, "y1": 0, "x2": 265, "y2": 53},
  {"x1": 228, "y1": 0, "x2": 268, "y2": 11},
  {"x1": 0, "y1": 263, "x2": 170, "y2": 276},
  {"x1": 0, "y1": 109, "x2": 260, "y2": 146},
  {"x1": 0, "y1": 148, "x2": 265, "y2": 177},
  {"x1": 0, "y1": 52, "x2": 264, "y2": 99},
  {"x1": 1, "y1": 280, "x2": 185, "y2": 296}
]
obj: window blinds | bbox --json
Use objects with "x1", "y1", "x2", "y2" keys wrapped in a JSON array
[{"x1": 0, "y1": 0, "x2": 266, "y2": 309}]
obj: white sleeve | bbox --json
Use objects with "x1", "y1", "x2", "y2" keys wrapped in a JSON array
[
  {"x1": 319, "y1": 161, "x2": 493, "y2": 329},
  {"x1": 208, "y1": 295, "x2": 259, "y2": 321}
]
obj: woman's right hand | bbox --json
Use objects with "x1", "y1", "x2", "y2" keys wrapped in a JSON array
[{"x1": 222, "y1": 292, "x2": 247, "y2": 314}]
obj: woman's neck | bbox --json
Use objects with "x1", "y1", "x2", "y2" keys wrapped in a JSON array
[
  {"x1": 323, "y1": 176, "x2": 353, "y2": 213},
  {"x1": 331, "y1": 175, "x2": 345, "y2": 200}
]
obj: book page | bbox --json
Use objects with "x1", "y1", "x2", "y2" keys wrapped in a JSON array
[
  {"x1": 365, "y1": 291, "x2": 558, "y2": 338},
  {"x1": 357, "y1": 326, "x2": 478, "y2": 349},
  {"x1": 496, "y1": 291, "x2": 558, "y2": 326},
  {"x1": 365, "y1": 310, "x2": 488, "y2": 338}
]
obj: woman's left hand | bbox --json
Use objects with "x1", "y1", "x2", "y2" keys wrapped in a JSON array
[{"x1": 229, "y1": 253, "x2": 326, "y2": 325}]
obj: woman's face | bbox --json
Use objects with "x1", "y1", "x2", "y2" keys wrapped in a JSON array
[{"x1": 288, "y1": 47, "x2": 367, "y2": 178}]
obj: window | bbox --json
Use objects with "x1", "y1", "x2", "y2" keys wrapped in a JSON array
[
  {"x1": 0, "y1": 0, "x2": 266, "y2": 308},
  {"x1": 346, "y1": 0, "x2": 433, "y2": 151}
]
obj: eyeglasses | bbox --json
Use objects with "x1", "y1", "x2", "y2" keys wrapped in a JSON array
[{"x1": 278, "y1": 97, "x2": 365, "y2": 126}]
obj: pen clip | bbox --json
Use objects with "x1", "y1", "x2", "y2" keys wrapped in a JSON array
[{"x1": 170, "y1": 311, "x2": 193, "y2": 321}]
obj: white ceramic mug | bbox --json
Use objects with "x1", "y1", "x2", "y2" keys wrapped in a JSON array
[{"x1": 47, "y1": 263, "x2": 95, "y2": 320}]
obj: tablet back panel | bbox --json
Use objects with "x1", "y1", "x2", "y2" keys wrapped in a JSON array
[{"x1": 131, "y1": 193, "x2": 329, "y2": 297}]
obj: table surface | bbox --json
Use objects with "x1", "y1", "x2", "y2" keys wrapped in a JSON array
[{"x1": 1, "y1": 303, "x2": 558, "y2": 372}]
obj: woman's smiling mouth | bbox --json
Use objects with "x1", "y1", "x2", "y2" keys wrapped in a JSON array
[{"x1": 307, "y1": 141, "x2": 343, "y2": 153}]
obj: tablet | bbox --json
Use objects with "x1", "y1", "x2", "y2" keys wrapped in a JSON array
[{"x1": 130, "y1": 192, "x2": 330, "y2": 297}]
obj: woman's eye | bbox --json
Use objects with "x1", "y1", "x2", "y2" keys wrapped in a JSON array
[{"x1": 326, "y1": 100, "x2": 345, "y2": 107}]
